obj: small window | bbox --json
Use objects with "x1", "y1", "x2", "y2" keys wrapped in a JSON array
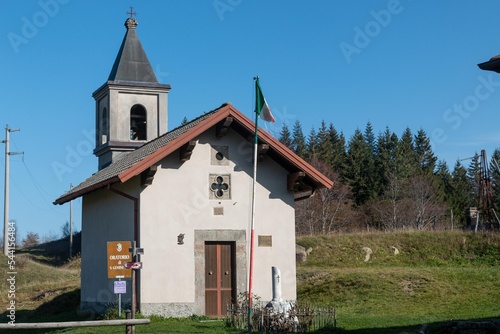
[
  {"x1": 130, "y1": 104, "x2": 147, "y2": 140},
  {"x1": 209, "y1": 174, "x2": 231, "y2": 200},
  {"x1": 211, "y1": 176, "x2": 228, "y2": 198},
  {"x1": 100, "y1": 107, "x2": 108, "y2": 144},
  {"x1": 211, "y1": 145, "x2": 229, "y2": 166}
]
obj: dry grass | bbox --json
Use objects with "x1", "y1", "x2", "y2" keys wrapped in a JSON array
[{"x1": 0, "y1": 253, "x2": 80, "y2": 317}]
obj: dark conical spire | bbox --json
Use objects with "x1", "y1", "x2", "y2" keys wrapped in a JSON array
[{"x1": 107, "y1": 17, "x2": 158, "y2": 83}]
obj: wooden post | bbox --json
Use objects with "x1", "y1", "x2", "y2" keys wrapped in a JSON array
[{"x1": 125, "y1": 310, "x2": 133, "y2": 334}]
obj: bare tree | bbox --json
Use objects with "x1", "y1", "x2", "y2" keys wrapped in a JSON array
[
  {"x1": 61, "y1": 221, "x2": 70, "y2": 238},
  {"x1": 407, "y1": 175, "x2": 447, "y2": 230},
  {"x1": 370, "y1": 171, "x2": 407, "y2": 231},
  {"x1": 295, "y1": 159, "x2": 354, "y2": 235},
  {"x1": 22, "y1": 232, "x2": 40, "y2": 248},
  {"x1": 319, "y1": 175, "x2": 354, "y2": 234},
  {"x1": 42, "y1": 230, "x2": 59, "y2": 243},
  {"x1": 295, "y1": 196, "x2": 317, "y2": 235}
]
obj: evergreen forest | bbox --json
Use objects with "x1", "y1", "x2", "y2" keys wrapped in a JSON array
[{"x1": 278, "y1": 120, "x2": 500, "y2": 234}]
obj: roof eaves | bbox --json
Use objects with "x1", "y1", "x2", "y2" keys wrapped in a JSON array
[
  {"x1": 226, "y1": 108, "x2": 334, "y2": 190},
  {"x1": 478, "y1": 56, "x2": 500, "y2": 73},
  {"x1": 53, "y1": 176, "x2": 120, "y2": 205}
]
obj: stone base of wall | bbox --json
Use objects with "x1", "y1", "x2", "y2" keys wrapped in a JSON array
[{"x1": 140, "y1": 303, "x2": 196, "y2": 318}]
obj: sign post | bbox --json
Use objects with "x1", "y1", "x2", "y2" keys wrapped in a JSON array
[
  {"x1": 114, "y1": 280, "x2": 127, "y2": 317},
  {"x1": 107, "y1": 241, "x2": 132, "y2": 279},
  {"x1": 107, "y1": 241, "x2": 143, "y2": 326},
  {"x1": 107, "y1": 241, "x2": 132, "y2": 319},
  {"x1": 128, "y1": 240, "x2": 144, "y2": 323},
  {"x1": 107, "y1": 240, "x2": 144, "y2": 324}
]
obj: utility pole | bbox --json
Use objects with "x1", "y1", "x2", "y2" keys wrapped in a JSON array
[
  {"x1": 2, "y1": 125, "x2": 23, "y2": 255},
  {"x1": 69, "y1": 183, "x2": 73, "y2": 259}
]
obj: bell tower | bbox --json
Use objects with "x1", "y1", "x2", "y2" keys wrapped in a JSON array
[{"x1": 93, "y1": 15, "x2": 171, "y2": 170}]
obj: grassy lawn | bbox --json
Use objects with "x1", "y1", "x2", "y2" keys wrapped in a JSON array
[
  {"x1": 297, "y1": 266, "x2": 500, "y2": 333},
  {"x1": 1, "y1": 231, "x2": 500, "y2": 333},
  {"x1": 295, "y1": 231, "x2": 500, "y2": 333}
]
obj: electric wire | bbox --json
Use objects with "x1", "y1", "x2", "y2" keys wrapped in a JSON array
[{"x1": 9, "y1": 136, "x2": 66, "y2": 215}]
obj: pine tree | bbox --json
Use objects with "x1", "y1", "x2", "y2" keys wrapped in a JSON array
[
  {"x1": 375, "y1": 127, "x2": 398, "y2": 196},
  {"x1": 414, "y1": 128, "x2": 437, "y2": 175},
  {"x1": 364, "y1": 122, "x2": 376, "y2": 156},
  {"x1": 306, "y1": 127, "x2": 318, "y2": 161},
  {"x1": 316, "y1": 120, "x2": 333, "y2": 166},
  {"x1": 467, "y1": 153, "x2": 481, "y2": 207},
  {"x1": 329, "y1": 123, "x2": 347, "y2": 176},
  {"x1": 395, "y1": 127, "x2": 418, "y2": 179},
  {"x1": 451, "y1": 160, "x2": 472, "y2": 227},
  {"x1": 292, "y1": 120, "x2": 307, "y2": 158},
  {"x1": 345, "y1": 128, "x2": 374, "y2": 205},
  {"x1": 363, "y1": 122, "x2": 377, "y2": 198},
  {"x1": 434, "y1": 160, "x2": 452, "y2": 202},
  {"x1": 279, "y1": 123, "x2": 293, "y2": 149}
]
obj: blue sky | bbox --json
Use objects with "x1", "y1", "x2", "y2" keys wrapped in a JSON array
[{"x1": 2, "y1": 0, "x2": 500, "y2": 241}]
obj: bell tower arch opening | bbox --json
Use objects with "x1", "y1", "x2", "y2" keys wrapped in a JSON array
[{"x1": 130, "y1": 104, "x2": 147, "y2": 140}]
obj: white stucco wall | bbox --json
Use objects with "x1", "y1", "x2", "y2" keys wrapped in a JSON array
[
  {"x1": 80, "y1": 180, "x2": 139, "y2": 312},
  {"x1": 139, "y1": 128, "x2": 296, "y2": 308},
  {"x1": 80, "y1": 125, "x2": 297, "y2": 316}
]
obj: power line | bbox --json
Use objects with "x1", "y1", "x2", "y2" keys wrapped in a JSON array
[{"x1": 22, "y1": 159, "x2": 58, "y2": 205}]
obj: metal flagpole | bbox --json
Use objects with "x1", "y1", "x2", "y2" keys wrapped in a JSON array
[{"x1": 248, "y1": 76, "x2": 260, "y2": 333}]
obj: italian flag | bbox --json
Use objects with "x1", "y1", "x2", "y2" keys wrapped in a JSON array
[{"x1": 255, "y1": 78, "x2": 275, "y2": 123}]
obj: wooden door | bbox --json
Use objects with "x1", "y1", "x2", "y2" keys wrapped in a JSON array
[{"x1": 205, "y1": 242, "x2": 235, "y2": 317}]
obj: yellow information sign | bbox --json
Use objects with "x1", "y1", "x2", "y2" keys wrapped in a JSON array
[{"x1": 107, "y1": 241, "x2": 132, "y2": 279}]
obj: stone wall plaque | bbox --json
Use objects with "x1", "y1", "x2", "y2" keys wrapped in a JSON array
[
  {"x1": 258, "y1": 235, "x2": 272, "y2": 247},
  {"x1": 213, "y1": 207, "x2": 224, "y2": 215}
]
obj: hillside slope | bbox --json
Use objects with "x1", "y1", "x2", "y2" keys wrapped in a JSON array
[
  {"x1": 296, "y1": 231, "x2": 500, "y2": 332},
  {"x1": 297, "y1": 230, "x2": 500, "y2": 268},
  {"x1": 0, "y1": 253, "x2": 81, "y2": 323}
]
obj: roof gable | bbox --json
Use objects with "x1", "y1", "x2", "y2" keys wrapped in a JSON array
[{"x1": 54, "y1": 103, "x2": 333, "y2": 205}]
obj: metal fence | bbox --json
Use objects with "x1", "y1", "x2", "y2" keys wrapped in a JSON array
[{"x1": 226, "y1": 302, "x2": 336, "y2": 333}]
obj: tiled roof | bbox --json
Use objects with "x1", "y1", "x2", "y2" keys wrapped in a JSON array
[{"x1": 54, "y1": 102, "x2": 333, "y2": 205}]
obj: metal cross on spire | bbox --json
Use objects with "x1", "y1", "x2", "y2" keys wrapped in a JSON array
[
  {"x1": 127, "y1": 6, "x2": 136, "y2": 19},
  {"x1": 124, "y1": 6, "x2": 138, "y2": 29}
]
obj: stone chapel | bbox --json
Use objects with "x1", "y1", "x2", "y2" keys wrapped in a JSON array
[{"x1": 54, "y1": 16, "x2": 332, "y2": 317}]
